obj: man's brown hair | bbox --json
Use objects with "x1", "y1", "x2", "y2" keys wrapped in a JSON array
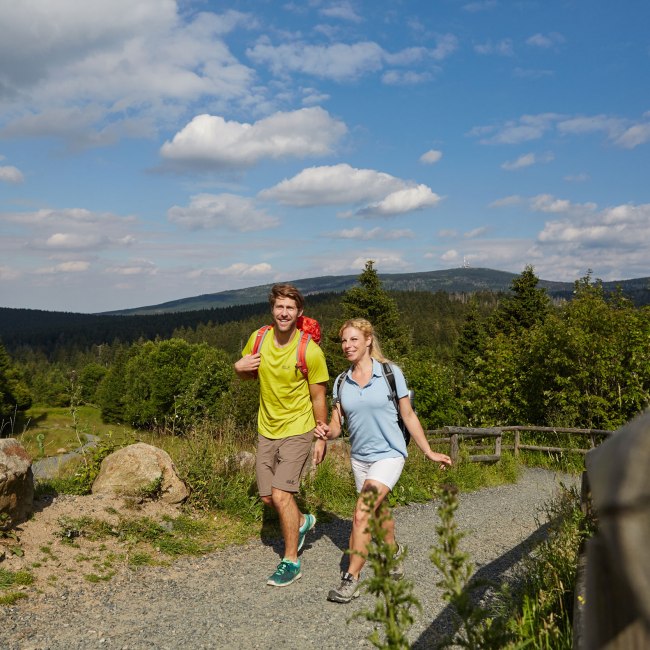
[{"x1": 268, "y1": 283, "x2": 305, "y2": 311}]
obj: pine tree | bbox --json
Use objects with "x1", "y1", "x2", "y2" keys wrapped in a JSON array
[{"x1": 338, "y1": 260, "x2": 411, "y2": 360}]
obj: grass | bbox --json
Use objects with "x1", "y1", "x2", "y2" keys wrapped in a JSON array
[
  {"x1": 0, "y1": 568, "x2": 34, "y2": 605},
  {"x1": 16, "y1": 405, "x2": 136, "y2": 459}
]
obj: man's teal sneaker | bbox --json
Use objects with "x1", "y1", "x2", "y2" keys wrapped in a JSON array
[
  {"x1": 298, "y1": 513, "x2": 316, "y2": 552},
  {"x1": 267, "y1": 559, "x2": 302, "y2": 587}
]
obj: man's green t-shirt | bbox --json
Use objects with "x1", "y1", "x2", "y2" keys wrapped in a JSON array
[{"x1": 242, "y1": 328, "x2": 329, "y2": 439}]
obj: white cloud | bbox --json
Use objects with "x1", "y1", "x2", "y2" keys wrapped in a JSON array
[
  {"x1": 0, "y1": 3, "x2": 256, "y2": 146},
  {"x1": 259, "y1": 164, "x2": 406, "y2": 207},
  {"x1": 462, "y1": 1, "x2": 498, "y2": 12},
  {"x1": 382, "y1": 70, "x2": 433, "y2": 85},
  {"x1": 105, "y1": 259, "x2": 158, "y2": 276},
  {"x1": 474, "y1": 39, "x2": 513, "y2": 56},
  {"x1": 530, "y1": 194, "x2": 597, "y2": 216},
  {"x1": 246, "y1": 35, "x2": 456, "y2": 81},
  {"x1": 188, "y1": 262, "x2": 272, "y2": 278},
  {"x1": 501, "y1": 151, "x2": 554, "y2": 170},
  {"x1": 160, "y1": 107, "x2": 346, "y2": 169},
  {"x1": 35, "y1": 260, "x2": 91, "y2": 275},
  {"x1": 419, "y1": 149, "x2": 442, "y2": 164},
  {"x1": 564, "y1": 173, "x2": 590, "y2": 183},
  {"x1": 464, "y1": 227, "x2": 488, "y2": 238},
  {"x1": 0, "y1": 265, "x2": 21, "y2": 281},
  {"x1": 327, "y1": 227, "x2": 414, "y2": 240},
  {"x1": 319, "y1": 2, "x2": 363, "y2": 23},
  {"x1": 526, "y1": 33, "x2": 565, "y2": 48},
  {"x1": 167, "y1": 193, "x2": 279, "y2": 231},
  {"x1": 0, "y1": 166, "x2": 24, "y2": 184},
  {"x1": 0, "y1": 207, "x2": 138, "y2": 253},
  {"x1": 489, "y1": 195, "x2": 522, "y2": 207},
  {"x1": 357, "y1": 185, "x2": 441, "y2": 217},
  {"x1": 441, "y1": 249, "x2": 459, "y2": 262}
]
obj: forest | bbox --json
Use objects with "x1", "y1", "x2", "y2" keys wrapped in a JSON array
[{"x1": 1, "y1": 262, "x2": 649, "y2": 436}]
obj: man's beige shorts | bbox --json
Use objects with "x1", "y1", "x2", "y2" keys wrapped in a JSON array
[{"x1": 256, "y1": 430, "x2": 313, "y2": 496}]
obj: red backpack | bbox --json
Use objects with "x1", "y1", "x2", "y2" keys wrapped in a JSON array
[{"x1": 251, "y1": 316, "x2": 321, "y2": 380}]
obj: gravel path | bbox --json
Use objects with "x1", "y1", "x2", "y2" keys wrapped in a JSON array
[{"x1": 1, "y1": 468, "x2": 578, "y2": 650}]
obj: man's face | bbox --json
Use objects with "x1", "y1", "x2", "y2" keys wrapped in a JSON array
[{"x1": 271, "y1": 296, "x2": 303, "y2": 333}]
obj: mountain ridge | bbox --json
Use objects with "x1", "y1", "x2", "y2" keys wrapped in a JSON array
[{"x1": 100, "y1": 267, "x2": 650, "y2": 316}]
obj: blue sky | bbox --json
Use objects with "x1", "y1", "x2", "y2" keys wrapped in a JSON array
[{"x1": 1, "y1": 0, "x2": 649, "y2": 313}]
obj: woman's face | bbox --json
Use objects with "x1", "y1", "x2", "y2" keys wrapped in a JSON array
[{"x1": 340, "y1": 326, "x2": 371, "y2": 364}]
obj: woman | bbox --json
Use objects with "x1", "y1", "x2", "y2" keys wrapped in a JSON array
[{"x1": 315, "y1": 318, "x2": 452, "y2": 603}]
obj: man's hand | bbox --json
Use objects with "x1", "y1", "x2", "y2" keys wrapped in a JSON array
[
  {"x1": 234, "y1": 353, "x2": 261, "y2": 378},
  {"x1": 312, "y1": 437, "x2": 327, "y2": 465}
]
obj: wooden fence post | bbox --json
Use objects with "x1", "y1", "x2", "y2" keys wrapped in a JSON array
[
  {"x1": 513, "y1": 430, "x2": 520, "y2": 457},
  {"x1": 450, "y1": 433, "x2": 459, "y2": 464}
]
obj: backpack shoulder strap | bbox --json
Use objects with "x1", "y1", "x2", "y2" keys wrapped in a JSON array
[
  {"x1": 295, "y1": 330, "x2": 312, "y2": 380},
  {"x1": 252, "y1": 325, "x2": 273, "y2": 355},
  {"x1": 380, "y1": 362, "x2": 399, "y2": 409},
  {"x1": 333, "y1": 369, "x2": 349, "y2": 421},
  {"x1": 250, "y1": 325, "x2": 273, "y2": 378}
]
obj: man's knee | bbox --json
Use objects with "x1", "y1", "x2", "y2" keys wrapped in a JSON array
[
  {"x1": 271, "y1": 487, "x2": 294, "y2": 509},
  {"x1": 260, "y1": 494, "x2": 274, "y2": 508}
]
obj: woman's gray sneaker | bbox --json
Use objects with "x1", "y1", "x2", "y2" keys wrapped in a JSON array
[{"x1": 327, "y1": 572, "x2": 360, "y2": 603}]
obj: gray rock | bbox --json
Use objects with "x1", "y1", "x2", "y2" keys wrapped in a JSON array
[{"x1": 0, "y1": 438, "x2": 34, "y2": 529}]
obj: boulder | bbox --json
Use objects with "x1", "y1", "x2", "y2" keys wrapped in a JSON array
[
  {"x1": 92, "y1": 443, "x2": 189, "y2": 504},
  {"x1": 0, "y1": 438, "x2": 34, "y2": 529}
]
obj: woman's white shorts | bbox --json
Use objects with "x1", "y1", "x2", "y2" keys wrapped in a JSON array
[{"x1": 350, "y1": 456, "x2": 405, "y2": 493}]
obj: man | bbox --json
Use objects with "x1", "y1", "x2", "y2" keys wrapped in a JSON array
[{"x1": 234, "y1": 283, "x2": 328, "y2": 587}]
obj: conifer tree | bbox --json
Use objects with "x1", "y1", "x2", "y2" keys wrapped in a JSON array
[{"x1": 339, "y1": 260, "x2": 411, "y2": 360}]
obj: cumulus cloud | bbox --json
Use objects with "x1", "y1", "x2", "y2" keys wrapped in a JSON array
[
  {"x1": 259, "y1": 164, "x2": 406, "y2": 206},
  {"x1": 0, "y1": 165, "x2": 24, "y2": 184},
  {"x1": 356, "y1": 185, "x2": 441, "y2": 217},
  {"x1": 419, "y1": 149, "x2": 442, "y2": 164},
  {"x1": 160, "y1": 107, "x2": 346, "y2": 169},
  {"x1": 167, "y1": 193, "x2": 279, "y2": 231},
  {"x1": 260, "y1": 164, "x2": 441, "y2": 217},
  {"x1": 0, "y1": 3, "x2": 257, "y2": 147},
  {"x1": 535, "y1": 203, "x2": 650, "y2": 272}
]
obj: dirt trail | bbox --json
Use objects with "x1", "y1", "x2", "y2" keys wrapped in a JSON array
[{"x1": 1, "y1": 468, "x2": 578, "y2": 650}]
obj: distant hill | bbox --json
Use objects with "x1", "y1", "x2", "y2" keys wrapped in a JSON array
[
  {"x1": 2, "y1": 267, "x2": 648, "y2": 354},
  {"x1": 101, "y1": 267, "x2": 649, "y2": 316}
]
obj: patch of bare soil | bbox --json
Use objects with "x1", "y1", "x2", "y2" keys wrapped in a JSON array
[{"x1": 1, "y1": 492, "x2": 184, "y2": 597}]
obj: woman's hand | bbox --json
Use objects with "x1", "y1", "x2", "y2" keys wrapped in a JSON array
[
  {"x1": 426, "y1": 450, "x2": 452, "y2": 470},
  {"x1": 314, "y1": 420, "x2": 330, "y2": 441}
]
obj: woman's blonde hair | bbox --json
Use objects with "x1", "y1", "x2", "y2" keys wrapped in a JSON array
[{"x1": 339, "y1": 318, "x2": 387, "y2": 362}]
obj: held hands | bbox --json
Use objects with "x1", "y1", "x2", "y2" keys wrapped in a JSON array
[{"x1": 314, "y1": 420, "x2": 330, "y2": 441}]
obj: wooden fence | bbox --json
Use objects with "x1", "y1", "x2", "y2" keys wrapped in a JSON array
[{"x1": 426, "y1": 425, "x2": 614, "y2": 464}]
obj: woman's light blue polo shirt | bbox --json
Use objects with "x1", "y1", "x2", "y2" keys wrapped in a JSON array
[{"x1": 334, "y1": 358, "x2": 409, "y2": 462}]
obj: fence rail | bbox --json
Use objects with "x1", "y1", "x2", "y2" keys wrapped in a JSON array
[{"x1": 426, "y1": 425, "x2": 614, "y2": 464}]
